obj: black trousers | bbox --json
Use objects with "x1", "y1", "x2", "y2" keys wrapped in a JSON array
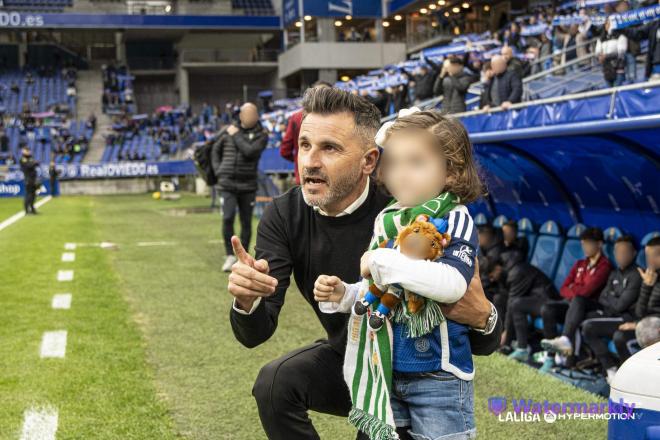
[
  {"x1": 220, "y1": 190, "x2": 255, "y2": 255},
  {"x1": 541, "y1": 300, "x2": 570, "y2": 340},
  {"x1": 581, "y1": 317, "x2": 627, "y2": 370},
  {"x1": 507, "y1": 292, "x2": 547, "y2": 349},
  {"x1": 252, "y1": 341, "x2": 414, "y2": 440},
  {"x1": 24, "y1": 183, "x2": 37, "y2": 213},
  {"x1": 561, "y1": 296, "x2": 603, "y2": 341}
]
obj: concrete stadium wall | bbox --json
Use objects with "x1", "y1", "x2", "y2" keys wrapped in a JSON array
[{"x1": 60, "y1": 176, "x2": 195, "y2": 195}]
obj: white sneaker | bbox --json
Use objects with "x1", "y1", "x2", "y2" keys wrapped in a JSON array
[
  {"x1": 541, "y1": 335, "x2": 573, "y2": 356},
  {"x1": 222, "y1": 255, "x2": 237, "y2": 272},
  {"x1": 606, "y1": 367, "x2": 618, "y2": 385}
]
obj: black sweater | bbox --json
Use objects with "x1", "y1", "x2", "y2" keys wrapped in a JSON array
[
  {"x1": 598, "y1": 264, "x2": 642, "y2": 321},
  {"x1": 229, "y1": 182, "x2": 502, "y2": 355}
]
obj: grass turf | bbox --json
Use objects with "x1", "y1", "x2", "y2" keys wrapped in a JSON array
[{"x1": 0, "y1": 194, "x2": 608, "y2": 439}]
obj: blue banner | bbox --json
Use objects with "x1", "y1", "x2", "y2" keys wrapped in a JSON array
[
  {"x1": 283, "y1": 0, "x2": 300, "y2": 27},
  {"x1": 303, "y1": 0, "x2": 382, "y2": 18},
  {"x1": 6, "y1": 160, "x2": 197, "y2": 182},
  {"x1": 0, "y1": 12, "x2": 280, "y2": 29},
  {"x1": 609, "y1": 4, "x2": 660, "y2": 30},
  {"x1": 0, "y1": 180, "x2": 57, "y2": 197}
]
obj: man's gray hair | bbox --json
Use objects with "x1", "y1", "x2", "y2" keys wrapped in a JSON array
[
  {"x1": 636, "y1": 316, "x2": 660, "y2": 348},
  {"x1": 301, "y1": 86, "x2": 381, "y2": 149}
]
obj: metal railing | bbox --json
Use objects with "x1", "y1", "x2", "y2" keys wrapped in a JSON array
[
  {"x1": 383, "y1": 39, "x2": 602, "y2": 122},
  {"x1": 452, "y1": 80, "x2": 660, "y2": 119}
]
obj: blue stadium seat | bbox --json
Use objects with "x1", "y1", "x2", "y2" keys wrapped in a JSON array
[
  {"x1": 530, "y1": 220, "x2": 564, "y2": 280},
  {"x1": 603, "y1": 226, "x2": 623, "y2": 264},
  {"x1": 517, "y1": 217, "x2": 536, "y2": 261},
  {"x1": 637, "y1": 231, "x2": 660, "y2": 268},
  {"x1": 492, "y1": 215, "x2": 507, "y2": 228},
  {"x1": 473, "y1": 212, "x2": 488, "y2": 226},
  {"x1": 553, "y1": 223, "x2": 587, "y2": 290}
]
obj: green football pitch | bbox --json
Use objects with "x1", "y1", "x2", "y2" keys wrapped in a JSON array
[{"x1": 0, "y1": 194, "x2": 607, "y2": 439}]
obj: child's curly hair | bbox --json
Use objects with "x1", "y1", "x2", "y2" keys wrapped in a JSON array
[{"x1": 376, "y1": 110, "x2": 487, "y2": 204}]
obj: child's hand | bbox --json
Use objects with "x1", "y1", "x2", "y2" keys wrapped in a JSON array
[
  {"x1": 360, "y1": 251, "x2": 373, "y2": 278},
  {"x1": 314, "y1": 275, "x2": 346, "y2": 303}
]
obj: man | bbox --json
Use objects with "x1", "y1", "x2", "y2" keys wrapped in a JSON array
[
  {"x1": 502, "y1": 219, "x2": 529, "y2": 257},
  {"x1": 540, "y1": 227, "x2": 613, "y2": 359},
  {"x1": 501, "y1": 45, "x2": 524, "y2": 77},
  {"x1": 280, "y1": 81, "x2": 331, "y2": 185},
  {"x1": 477, "y1": 224, "x2": 504, "y2": 300},
  {"x1": 628, "y1": 0, "x2": 660, "y2": 80},
  {"x1": 227, "y1": 87, "x2": 501, "y2": 440},
  {"x1": 502, "y1": 255, "x2": 560, "y2": 362},
  {"x1": 434, "y1": 56, "x2": 475, "y2": 114},
  {"x1": 480, "y1": 55, "x2": 523, "y2": 111},
  {"x1": 580, "y1": 235, "x2": 642, "y2": 382},
  {"x1": 413, "y1": 58, "x2": 441, "y2": 102},
  {"x1": 212, "y1": 102, "x2": 268, "y2": 272},
  {"x1": 19, "y1": 147, "x2": 39, "y2": 215}
]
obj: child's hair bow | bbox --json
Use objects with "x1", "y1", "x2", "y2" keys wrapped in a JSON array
[{"x1": 374, "y1": 106, "x2": 422, "y2": 148}]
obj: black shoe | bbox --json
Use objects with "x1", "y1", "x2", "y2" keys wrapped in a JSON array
[
  {"x1": 368, "y1": 313, "x2": 385, "y2": 331},
  {"x1": 353, "y1": 301, "x2": 369, "y2": 316}
]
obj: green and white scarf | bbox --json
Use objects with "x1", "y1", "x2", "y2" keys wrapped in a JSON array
[{"x1": 344, "y1": 192, "x2": 458, "y2": 440}]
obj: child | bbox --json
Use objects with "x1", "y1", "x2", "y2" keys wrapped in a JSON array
[{"x1": 314, "y1": 108, "x2": 487, "y2": 440}]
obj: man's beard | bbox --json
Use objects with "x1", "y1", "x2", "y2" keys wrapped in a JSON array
[{"x1": 301, "y1": 165, "x2": 364, "y2": 212}]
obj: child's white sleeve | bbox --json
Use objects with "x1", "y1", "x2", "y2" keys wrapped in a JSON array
[
  {"x1": 368, "y1": 208, "x2": 478, "y2": 304},
  {"x1": 318, "y1": 280, "x2": 363, "y2": 314},
  {"x1": 368, "y1": 250, "x2": 467, "y2": 303}
]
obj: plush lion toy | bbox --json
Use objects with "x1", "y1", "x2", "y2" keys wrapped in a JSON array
[{"x1": 353, "y1": 215, "x2": 451, "y2": 330}]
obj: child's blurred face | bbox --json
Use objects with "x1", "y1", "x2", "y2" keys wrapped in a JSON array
[{"x1": 381, "y1": 129, "x2": 447, "y2": 207}]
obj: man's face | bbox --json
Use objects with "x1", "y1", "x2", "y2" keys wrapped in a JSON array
[
  {"x1": 479, "y1": 230, "x2": 494, "y2": 248},
  {"x1": 297, "y1": 112, "x2": 377, "y2": 212},
  {"x1": 614, "y1": 241, "x2": 635, "y2": 269},
  {"x1": 646, "y1": 245, "x2": 660, "y2": 270},
  {"x1": 502, "y1": 225, "x2": 516, "y2": 245},
  {"x1": 501, "y1": 47, "x2": 513, "y2": 62},
  {"x1": 239, "y1": 104, "x2": 259, "y2": 128},
  {"x1": 581, "y1": 239, "x2": 602, "y2": 258}
]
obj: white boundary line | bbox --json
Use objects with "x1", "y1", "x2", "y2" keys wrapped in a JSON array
[
  {"x1": 56, "y1": 270, "x2": 74, "y2": 282},
  {"x1": 39, "y1": 331, "x2": 67, "y2": 358},
  {"x1": 20, "y1": 407, "x2": 58, "y2": 440},
  {"x1": 52, "y1": 294, "x2": 72, "y2": 310},
  {"x1": 0, "y1": 196, "x2": 52, "y2": 232}
]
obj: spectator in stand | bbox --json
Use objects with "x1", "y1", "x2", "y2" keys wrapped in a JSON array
[
  {"x1": 480, "y1": 55, "x2": 523, "y2": 111},
  {"x1": 434, "y1": 56, "x2": 475, "y2": 114},
  {"x1": 540, "y1": 227, "x2": 613, "y2": 364},
  {"x1": 562, "y1": 25, "x2": 581, "y2": 73},
  {"x1": 615, "y1": 1, "x2": 639, "y2": 83},
  {"x1": 628, "y1": 3, "x2": 660, "y2": 80},
  {"x1": 384, "y1": 84, "x2": 409, "y2": 115},
  {"x1": 280, "y1": 81, "x2": 331, "y2": 185},
  {"x1": 413, "y1": 58, "x2": 441, "y2": 103},
  {"x1": 212, "y1": 102, "x2": 268, "y2": 272},
  {"x1": 596, "y1": 19, "x2": 628, "y2": 87},
  {"x1": 578, "y1": 235, "x2": 641, "y2": 381},
  {"x1": 501, "y1": 46, "x2": 524, "y2": 77}
]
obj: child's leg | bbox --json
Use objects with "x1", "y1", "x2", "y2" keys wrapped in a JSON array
[{"x1": 404, "y1": 371, "x2": 475, "y2": 440}]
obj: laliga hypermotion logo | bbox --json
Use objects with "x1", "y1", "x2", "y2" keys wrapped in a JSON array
[{"x1": 488, "y1": 397, "x2": 507, "y2": 415}]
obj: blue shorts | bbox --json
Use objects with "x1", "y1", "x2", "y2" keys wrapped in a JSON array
[{"x1": 391, "y1": 370, "x2": 476, "y2": 440}]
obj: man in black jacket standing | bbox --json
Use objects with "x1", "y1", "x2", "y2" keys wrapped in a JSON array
[
  {"x1": 226, "y1": 87, "x2": 501, "y2": 440},
  {"x1": 19, "y1": 147, "x2": 39, "y2": 215},
  {"x1": 480, "y1": 55, "x2": 523, "y2": 111},
  {"x1": 212, "y1": 102, "x2": 267, "y2": 272}
]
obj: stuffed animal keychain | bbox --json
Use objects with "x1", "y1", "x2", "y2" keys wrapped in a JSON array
[{"x1": 353, "y1": 214, "x2": 452, "y2": 331}]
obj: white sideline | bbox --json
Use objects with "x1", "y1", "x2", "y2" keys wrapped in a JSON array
[
  {"x1": 56, "y1": 270, "x2": 74, "y2": 282},
  {"x1": 52, "y1": 294, "x2": 72, "y2": 310},
  {"x1": 61, "y1": 252, "x2": 75, "y2": 262},
  {"x1": 20, "y1": 407, "x2": 58, "y2": 440},
  {"x1": 39, "y1": 331, "x2": 67, "y2": 358},
  {"x1": 0, "y1": 196, "x2": 52, "y2": 232}
]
